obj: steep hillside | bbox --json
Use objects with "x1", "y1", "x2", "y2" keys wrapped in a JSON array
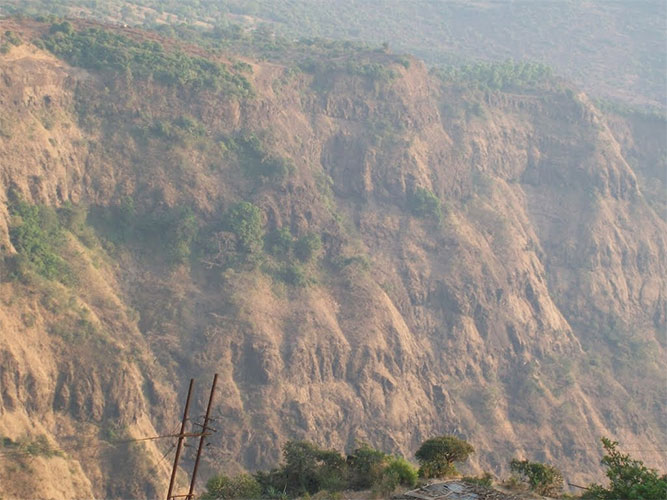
[{"x1": 0, "y1": 20, "x2": 664, "y2": 499}]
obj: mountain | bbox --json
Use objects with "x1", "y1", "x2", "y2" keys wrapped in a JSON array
[{"x1": 0, "y1": 18, "x2": 665, "y2": 499}]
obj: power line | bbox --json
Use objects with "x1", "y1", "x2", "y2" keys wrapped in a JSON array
[
  {"x1": 0, "y1": 430, "x2": 204, "y2": 459},
  {"x1": 157, "y1": 443, "x2": 178, "y2": 470}
]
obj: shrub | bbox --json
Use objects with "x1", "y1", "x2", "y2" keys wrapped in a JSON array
[
  {"x1": 294, "y1": 233, "x2": 322, "y2": 262},
  {"x1": 253, "y1": 469, "x2": 289, "y2": 499},
  {"x1": 8, "y1": 196, "x2": 72, "y2": 283},
  {"x1": 415, "y1": 435, "x2": 474, "y2": 478},
  {"x1": 234, "y1": 134, "x2": 294, "y2": 182},
  {"x1": 384, "y1": 457, "x2": 418, "y2": 488},
  {"x1": 335, "y1": 254, "x2": 371, "y2": 272},
  {"x1": 347, "y1": 443, "x2": 388, "y2": 490},
  {"x1": 372, "y1": 469, "x2": 400, "y2": 497},
  {"x1": 88, "y1": 201, "x2": 198, "y2": 265},
  {"x1": 164, "y1": 207, "x2": 198, "y2": 263},
  {"x1": 224, "y1": 202, "x2": 264, "y2": 255},
  {"x1": 265, "y1": 227, "x2": 293, "y2": 256},
  {"x1": 276, "y1": 263, "x2": 307, "y2": 286},
  {"x1": 408, "y1": 187, "x2": 443, "y2": 221},
  {"x1": 22, "y1": 434, "x2": 60, "y2": 457},
  {"x1": 134, "y1": 205, "x2": 198, "y2": 264},
  {"x1": 4, "y1": 30, "x2": 22, "y2": 46},
  {"x1": 509, "y1": 459, "x2": 563, "y2": 497},
  {"x1": 368, "y1": 456, "x2": 417, "y2": 496},
  {"x1": 4, "y1": 434, "x2": 63, "y2": 458},
  {"x1": 201, "y1": 473, "x2": 262, "y2": 500},
  {"x1": 463, "y1": 472, "x2": 494, "y2": 488}
]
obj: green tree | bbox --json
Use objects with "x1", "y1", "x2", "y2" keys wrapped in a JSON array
[
  {"x1": 583, "y1": 438, "x2": 667, "y2": 500},
  {"x1": 201, "y1": 473, "x2": 262, "y2": 500},
  {"x1": 281, "y1": 440, "x2": 346, "y2": 496},
  {"x1": 347, "y1": 443, "x2": 388, "y2": 490},
  {"x1": 509, "y1": 459, "x2": 563, "y2": 497},
  {"x1": 415, "y1": 435, "x2": 474, "y2": 478}
]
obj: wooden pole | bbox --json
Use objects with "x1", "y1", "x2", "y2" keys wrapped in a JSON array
[
  {"x1": 167, "y1": 378, "x2": 194, "y2": 500},
  {"x1": 187, "y1": 373, "x2": 218, "y2": 499}
]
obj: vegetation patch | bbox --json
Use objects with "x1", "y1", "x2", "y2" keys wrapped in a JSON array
[
  {"x1": 42, "y1": 22, "x2": 252, "y2": 96},
  {"x1": 433, "y1": 60, "x2": 554, "y2": 91},
  {"x1": 90, "y1": 198, "x2": 198, "y2": 265},
  {"x1": 223, "y1": 201, "x2": 264, "y2": 256},
  {"x1": 262, "y1": 228, "x2": 322, "y2": 286},
  {"x1": 0, "y1": 29, "x2": 22, "y2": 53},
  {"x1": 408, "y1": 187, "x2": 443, "y2": 221},
  {"x1": 0, "y1": 434, "x2": 62, "y2": 458},
  {"x1": 7, "y1": 195, "x2": 73, "y2": 284},
  {"x1": 463, "y1": 472, "x2": 494, "y2": 488},
  {"x1": 204, "y1": 440, "x2": 417, "y2": 499},
  {"x1": 509, "y1": 458, "x2": 563, "y2": 497},
  {"x1": 224, "y1": 134, "x2": 295, "y2": 183}
]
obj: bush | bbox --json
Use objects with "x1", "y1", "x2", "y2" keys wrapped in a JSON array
[
  {"x1": 234, "y1": 134, "x2": 294, "y2": 182},
  {"x1": 294, "y1": 233, "x2": 322, "y2": 262},
  {"x1": 372, "y1": 469, "x2": 400, "y2": 498},
  {"x1": 408, "y1": 187, "x2": 443, "y2": 221},
  {"x1": 3, "y1": 434, "x2": 63, "y2": 458},
  {"x1": 133, "y1": 205, "x2": 198, "y2": 264},
  {"x1": 347, "y1": 443, "x2": 388, "y2": 490},
  {"x1": 8, "y1": 196, "x2": 72, "y2": 283},
  {"x1": 253, "y1": 469, "x2": 288, "y2": 499},
  {"x1": 4, "y1": 30, "x2": 22, "y2": 46},
  {"x1": 463, "y1": 472, "x2": 494, "y2": 488},
  {"x1": 21, "y1": 434, "x2": 60, "y2": 457},
  {"x1": 224, "y1": 202, "x2": 264, "y2": 255},
  {"x1": 265, "y1": 227, "x2": 293, "y2": 257},
  {"x1": 280, "y1": 264, "x2": 308, "y2": 286},
  {"x1": 201, "y1": 473, "x2": 262, "y2": 500},
  {"x1": 415, "y1": 435, "x2": 474, "y2": 478},
  {"x1": 509, "y1": 459, "x2": 563, "y2": 497},
  {"x1": 385, "y1": 457, "x2": 418, "y2": 488},
  {"x1": 368, "y1": 457, "x2": 417, "y2": 496}
]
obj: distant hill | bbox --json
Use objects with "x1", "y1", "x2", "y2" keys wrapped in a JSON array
[{"x1": 2, "y1": 0, "x2": 665, "y2": 109}]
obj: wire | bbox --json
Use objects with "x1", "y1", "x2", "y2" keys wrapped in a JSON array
[
  {"x1": 156, "y1": 442, "x2": 178, "y2": 469},
  {"x1": 0, "y1": 429, "x2": 200, "y2": 459}
]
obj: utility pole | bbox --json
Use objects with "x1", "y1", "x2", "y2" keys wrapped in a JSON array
[
  {"x1": 187, "y1": 373, "x2": 219, "y2": 500},
  {"x1": 166, "y1": 378, "x2": 194, "y2": 500}
]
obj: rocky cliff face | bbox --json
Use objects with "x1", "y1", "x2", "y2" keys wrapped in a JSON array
[{"x1": 0, "y1": 21, "x2": 664, "y2": 499}]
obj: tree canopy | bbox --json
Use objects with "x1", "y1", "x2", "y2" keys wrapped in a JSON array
[
  {"x1": 415, "y1": 435, "x2": 474, "y2": 478},
  {"x1": 583, "y1": 438, "x2": 667, "y2": 500}
]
